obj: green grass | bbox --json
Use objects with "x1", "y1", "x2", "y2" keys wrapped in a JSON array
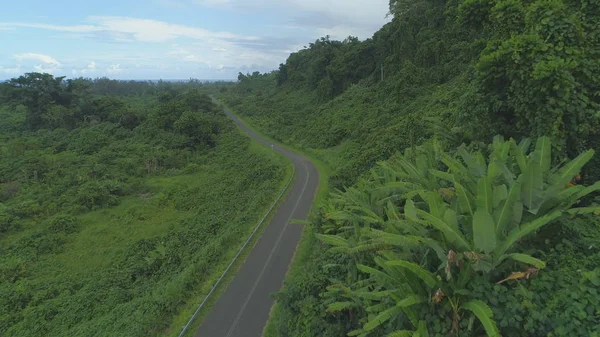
[
  {"x1": 218, "y1": 99, "x2": 331, "y2": 201},
  {"x1": 165, "y1": 136, "x2": 295, "y2": 337},
  {"x1": 0, "y1": 114, "x2": 294, "y2": 337},
  {"x1": 261, "y1": 226, "x2": 320, "y2": 337},
  {"x1": 58, "y1": 195, "x2": 194, "y2": 273}
]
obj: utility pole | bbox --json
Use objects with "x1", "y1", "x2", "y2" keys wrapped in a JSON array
[{"x1": 380, "y1": 62, "x2": 384, "y2": 82}]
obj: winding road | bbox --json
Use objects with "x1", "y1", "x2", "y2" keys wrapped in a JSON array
[{"x1": 192, "y1": 101, "x2": 319, "y2": 337}]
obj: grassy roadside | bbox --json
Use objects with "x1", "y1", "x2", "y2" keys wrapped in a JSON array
[
  {"x1": 213, "y1": 99, "x2": 332, "y2": 337},
  {"x1": 164, "y1": 132, "x2": 295, "y2": 337},
  {"x1": 261, "y1": 226, "x2": 320, "y2": 337},
  {"x1": 218, "y1": 100, "x2": 331, "y2": 202}
]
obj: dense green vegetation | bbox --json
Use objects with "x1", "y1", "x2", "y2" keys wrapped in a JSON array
[
  {"x1": 0, "y1": 74, "x2": 288, "y2": 336},
  {"x1": 209, "y1": 0, "x2": 600, "y2": 335}
]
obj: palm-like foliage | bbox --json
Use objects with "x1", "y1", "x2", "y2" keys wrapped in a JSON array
[{"x1": 316, "y1": 136, "x2": 600, "y2": 337}]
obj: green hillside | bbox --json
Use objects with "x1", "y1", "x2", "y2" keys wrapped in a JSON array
[
  {"x1": 211, "y1": 0, "x2": 600, "y2": 336},
  {"x1": 218, "y1": 0, "x2": 599, "y2": 189},
  {"x1": 0, "y1": 75, "x2": 289, "y2": 336}
]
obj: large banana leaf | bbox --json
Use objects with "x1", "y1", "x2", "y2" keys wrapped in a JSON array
[
  {"x1": 416, "y1": 321, "x2": 429, "y2": 337},
  {"x1": 386, "y1": 201, "x2": 402, "y2": 221},
  {"x1": 425, "y1": 190, "x2": 446, "y2": 219},
  {"x1": 376, "y1": 255, "x2": 426, "y2": 295},
  {"x1": 510, "y1": 139, "x2": 528, "y2": 174},
  {"x1": 494, "y1": 135, "x2": 511, "y2": 160},
  {"x1": 387, "y1": 331, "x2": 414, "y2": 337},
  {"x1": 512, "y1": 201, "x2": 523, "y2": 227},
  {"x1": 567, "y1": 207, "x2": 600, "y2": 215},
  {"x1": 405, "y1": 199, "x2": 418, "y2": 220},
  {"x1": 326, "y1": 210, "x2": 361, "y2": 224},
  {"x1": 533, "y1": 136, "x2": 551, "y2": 175},
  {"x1": 428, "y1": 169, "x2": 454, "y2": 183},
  {"x1": 495, "y1": 179, "x2": 521, "y2": 236},
  {"x1": 461, "y1": 300, "x2": 500, "y2": 337},
  {"x1": 500, "y1": 162, "x2": 516, "y2": 185},
  {"x1": 314, "y1": 233, "x2": 349, "y2": 247},
  {"x1": 443, "y1": 208, "x2": 459, "y2": 232},
  {"x1": 385, "y1": 260, "x2": 438, "y2": 288},
  {"x1": 476, "y1": 152, "x2": 487, "y2": 176},
  {"x1": 563, "y1": 181, "x2": 600, "y2": 209},
  {"x1": 458, "y1": 146, "x2": 486, "y2": 177},
  {"x1": 347, "y1": 329, "x2": 368, "y2": 337},
  {"x1": 518, "y1": 137, "x2": 532, "y2": 152},
  {"x1": 539, "y1": 182, "x2": 600, "y2": 216},
  {"x1": 347, "y1": 242, "x2": 397, "y2": 254},
  {"x1": 416, "y1": 209, "x2": 471, "y2": 250},
  {"x1": 487, "y1": 159, "x2": 501, "y2": 181},
  {"x1": 473, "y1": 209, "x2": 496, "y2": 253},
  {"x1": 455, "y1": 182, "x2": 474, "y2": 216},
  {"x1": 548, "y1": 149, "x2": 594, "y2": 188},
  {"x1": 537, "y1": 185, "x2": 583, "y2": 215},
  {"x1": 521, "y1": 161, "x2": 543, "y2": 214},
  {"x1": 377, "y1": 181, "x2": 424, "y2": 196},
  {"x1": 494, "y1": 211, "x2": 561, "y2": 257},
  {"x1": 363, "y1": 296, "x2": 422, "y2": 331},
  {"x1": 357, "y1": 264, "x2": 399, "y2": 287},
  {"x1": 398, "y1": 158, "x2": 423, "y2": 181},
  {"x1": 327, "y1": 301, "x2": 356, "y2": 312},
  {"x1": 504, "y1": 253, "x2": 546, "y2": 268},
  {"x1": 493, "y1": 184, "x2": 508, "y2": 208},
  {"x1": 441, "y1": 152, "x2": 471, "y2": 181},
  {"x1": 477, "y1": 176, "x2": 493, "y2": 214}
]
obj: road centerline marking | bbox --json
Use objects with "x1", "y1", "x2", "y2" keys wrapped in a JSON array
[{"x1": 224, "y1": 159, "x2": 311, "y2": 337}]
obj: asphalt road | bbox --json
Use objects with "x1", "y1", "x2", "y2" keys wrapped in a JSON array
[{"x1": 193, "y1": 101, "x2": 319, "y2": 337}]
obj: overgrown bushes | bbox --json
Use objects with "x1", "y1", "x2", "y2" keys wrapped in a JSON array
[
  {"x1": 215, "y1": 0, "x2": 600, "y2": 335},
  {"x1": 0, "y1": 77, "x2": 287, "y2": 336}
]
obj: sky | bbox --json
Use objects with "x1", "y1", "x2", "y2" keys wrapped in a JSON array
[{"x1": 0, "y1": 0, "x2": 391, "y2": 80}]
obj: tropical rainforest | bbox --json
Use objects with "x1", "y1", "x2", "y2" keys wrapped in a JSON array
[
  {"x1": 0, "y1": 74, "x2": 288, "y2": 336},
  {"x1": 210, "y1": 0, "x2": 600, "y2": 336}
]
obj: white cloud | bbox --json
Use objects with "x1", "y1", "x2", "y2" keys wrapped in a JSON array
[
  {"x1": 0, "y1": 1, "x2": 390, "y2": 79},
  {"x1": 33, "y1": 64, "x2": 59, "y2": 74},
  {"x1": 72, "y1": 61, "x2": 98, "y2": 75},
  {"x1": 1, "y1": 16, "x2": 259, "y2": 43},
  {"x1": 194, "y1": 0, "x2": 390, "y2": 39},
  {"x1": 14, "y1": 53, "x2": 60, "y2": 66},
  {"x1": 107, "y1": 64, "x2": 123, "y2": 74},
  {"x1": 12, "y1": 53, "x2": 62, "y2": 74}
]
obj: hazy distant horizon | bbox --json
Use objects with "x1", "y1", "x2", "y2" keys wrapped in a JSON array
[
  {"x1": 0, "y1": 77, "x2": 237, "y2": 83},
  {"x1": 0, "y1": 1, "x2": 389, "y2": 80}
]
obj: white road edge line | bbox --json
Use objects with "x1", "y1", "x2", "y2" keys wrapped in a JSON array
[
  {"x1": 224, "y1": 159, "x2": 311, "y2": 337},
  {"x1": 177, "y1": 159, "x2": 296, "y2": 337}
]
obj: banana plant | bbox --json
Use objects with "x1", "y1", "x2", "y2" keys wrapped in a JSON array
[
  {"x1": 324, "y1": 252, "x2": 432, "y2": 337},
  {"x1": 375, "y1": 141, "x2": 446, "y2": 202},
  {"x1": 316, "y1": 136, "x2": 600, "y2": 337},
  {"x1": 412, "y1": 136, "x2": 600, "y2": 268}
]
